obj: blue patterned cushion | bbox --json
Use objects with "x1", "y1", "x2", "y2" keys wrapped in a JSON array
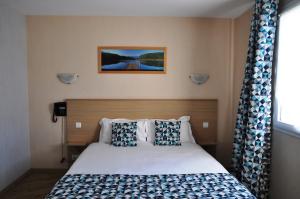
[
  {"x1": 111, "y1": 122, "x2": 137, "y2": 147},
  {"x1": 154, "y1": 120, "x2": 181, "y2": 146}
]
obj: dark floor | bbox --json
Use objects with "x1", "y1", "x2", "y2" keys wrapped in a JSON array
[{"x1": 0, "y1": 169, "x2": 66, "y2": 199}]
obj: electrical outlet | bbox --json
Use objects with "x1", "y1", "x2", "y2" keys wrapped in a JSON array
[
  {"x1": 203, "y1": 122, "x2": 209, "y2": 128},
  {"x1": 75, "y1": 122, "x2": 82, "y2": 128},
  {"x1": 71, "y1": 154, "x2": 79, "y2": 161}
]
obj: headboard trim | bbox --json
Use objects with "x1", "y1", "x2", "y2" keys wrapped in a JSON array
[{"x1": 66, "y1": 99, "x2": 218, "y2": 146}]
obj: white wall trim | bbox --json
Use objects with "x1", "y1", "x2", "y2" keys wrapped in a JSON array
[{"x1": 273, "y1": 127, "x2": 300, "y2": 139}]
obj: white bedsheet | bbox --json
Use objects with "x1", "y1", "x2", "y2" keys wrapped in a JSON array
[{"x1": 67, "y1": 142, "x2": 228, "y2": 175}]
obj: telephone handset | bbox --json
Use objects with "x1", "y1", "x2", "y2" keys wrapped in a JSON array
[{"x1": 52, "y1": 102, "x2": 67, "y2": 123}]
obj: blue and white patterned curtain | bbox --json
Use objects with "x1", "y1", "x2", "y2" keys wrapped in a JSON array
[{"x1": 232, "y1": 0, "x2": 278, "y2": 198}]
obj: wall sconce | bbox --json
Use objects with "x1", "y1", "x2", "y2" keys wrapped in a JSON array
[
  {"x1": 57, "y1": 73, "x2": 79, "y2": 84},
  {"x1": 189, "y1": 73, "x2": 209, "y2": 85}
]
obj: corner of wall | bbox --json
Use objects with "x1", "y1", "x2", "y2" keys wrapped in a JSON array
[{"x1": 0, "y1": 5, "x2": 31, "y2": 191}]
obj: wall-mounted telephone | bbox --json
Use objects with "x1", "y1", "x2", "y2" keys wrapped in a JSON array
[{"x1": 52, "y1": 102, "x2": 67, "y2": 123}]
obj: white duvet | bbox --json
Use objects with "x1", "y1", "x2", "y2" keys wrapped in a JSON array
[{"x1": 67, "y1": 142, "x2": 228, "y2": 175}]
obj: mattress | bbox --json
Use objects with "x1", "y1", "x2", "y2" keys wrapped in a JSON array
[
  {"x1": 46, "y1": 143, "x2": 256, "y2": 198},
  {"x1": 67, "y1": 142, "x2": 228, "y2": 175}
]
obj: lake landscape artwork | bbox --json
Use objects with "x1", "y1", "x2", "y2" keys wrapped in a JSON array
[{"x1": 98, "y1": 47, "x2": 166, "y2": 73}]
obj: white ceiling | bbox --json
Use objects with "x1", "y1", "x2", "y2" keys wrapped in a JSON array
[{"x1": 1, "y1": 0, "x2": 254, "y2": 18}]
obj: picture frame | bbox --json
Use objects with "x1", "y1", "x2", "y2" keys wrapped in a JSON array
[{"x1": 98, "y1": 46, "x2": 167, "y2": 74}]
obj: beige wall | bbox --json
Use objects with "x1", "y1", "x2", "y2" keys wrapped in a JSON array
[
  {"x1": 232, "y1": 10, "x2": 251, "y2": 125},
  {"x1": 27, "y1": 16, "x2": 235, "y2": 168},
  {"x1": 220, "y1": 10, "x2": 252, "y2": 169}
]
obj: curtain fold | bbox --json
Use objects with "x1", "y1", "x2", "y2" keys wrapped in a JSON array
[{"x1": 232, "y1": 0, "x2": 278, "y2": 198}]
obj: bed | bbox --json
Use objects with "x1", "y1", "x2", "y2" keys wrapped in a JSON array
[
  {"x1": 46, "y1": 99, "x2": 255, "y2": 198},
  {"x1": 46, "y1": 143, "x2": 255, "y2": 198}
]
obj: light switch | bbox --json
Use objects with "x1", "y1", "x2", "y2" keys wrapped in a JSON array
[
  {"x1": 203, "y1": 122, "x2": 209, "y2": 128},
  {"x1": 75, "y1": 122, "x2": 82, "y2": 128}
]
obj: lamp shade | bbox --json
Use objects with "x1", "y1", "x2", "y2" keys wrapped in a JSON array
[
  {"x1": 189, "y1": 73, "x2": 209, "y2": 85},
  {"x1": 57, "y1": 73, "x2": 79, "y2": 84}
]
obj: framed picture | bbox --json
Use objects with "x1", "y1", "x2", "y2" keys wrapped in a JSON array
[{"x1": 98, "y1": 46, "x2": 167, "y2": 74}]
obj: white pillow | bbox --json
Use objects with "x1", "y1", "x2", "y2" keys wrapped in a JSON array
[
  {"x1": 145, "y1": 116, "x2": 196, "y2": 144},
  {"x1": 99, "y1": 118, "x2": 147, "y2": 144}
]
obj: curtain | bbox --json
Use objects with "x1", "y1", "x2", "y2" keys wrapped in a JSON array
[{"x1": 232, "y1": 0, "x2": 278, "y2": 199}]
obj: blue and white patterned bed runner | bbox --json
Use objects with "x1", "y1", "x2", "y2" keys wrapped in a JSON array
[{"x1": 46, "y1": 173, "x2": 255, "y2": 198}]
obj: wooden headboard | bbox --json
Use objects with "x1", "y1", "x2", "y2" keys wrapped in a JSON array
[{"x1": 66, "y1": 99, "x2": 217, "y2": 146}]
